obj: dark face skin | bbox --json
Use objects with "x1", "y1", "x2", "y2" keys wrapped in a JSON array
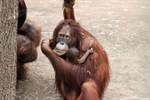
[{"x1": 53, "y1": 25, "x2": 71, "y2": 56}]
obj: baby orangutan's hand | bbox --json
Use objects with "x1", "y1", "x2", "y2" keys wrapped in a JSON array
[{"x1": 88, "y1": 48, "x2": 93, "y2": 54}]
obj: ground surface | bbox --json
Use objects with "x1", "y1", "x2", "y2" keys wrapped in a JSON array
[{"x1": 16, "y1": 0, "x2": 150, "y2": 100}]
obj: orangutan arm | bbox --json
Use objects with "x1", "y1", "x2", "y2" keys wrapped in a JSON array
[
  {"x1": 77, "y1": 48, "x2": 93, "y2": 64},
  {"x1": 41, "y1": 38, "x2": 87, "y2": 79}
]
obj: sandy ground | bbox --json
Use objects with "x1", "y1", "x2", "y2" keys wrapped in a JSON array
[{"x1": 16, "y1": 0, "x2": 150, "y2": 100}]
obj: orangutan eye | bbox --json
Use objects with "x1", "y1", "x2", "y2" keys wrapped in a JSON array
[
  {"x1": 66, "y1": 35, "x2": 69, "y2": 39},
  {"x1": 59, "y1": 34, "x2": 63, "y2": 38}
]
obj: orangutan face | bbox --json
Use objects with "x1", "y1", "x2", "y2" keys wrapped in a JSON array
[{"x1": 53, "y1": 25, "x2": 71, "y2": 56}]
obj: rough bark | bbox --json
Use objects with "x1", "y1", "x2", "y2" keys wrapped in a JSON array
[{"x1": 0, "y1": 0, "x2": 18, "y2": 100}]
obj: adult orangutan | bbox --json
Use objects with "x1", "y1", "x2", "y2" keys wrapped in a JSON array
[
  {"x1": 17, "y1": 0, "x2": 41, "y2": 80},
  {"x1": 41, "y1": 0, "x2": 110, "y2": 99}
]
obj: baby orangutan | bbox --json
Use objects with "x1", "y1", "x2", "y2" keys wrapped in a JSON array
[{"x1": 66, "y1": 47, "x2": 93, "y2": 64}]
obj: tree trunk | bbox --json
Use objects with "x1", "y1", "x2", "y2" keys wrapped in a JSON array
[{"x1": 0, "y1": 0, "x2": 18, "y2": 100}]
